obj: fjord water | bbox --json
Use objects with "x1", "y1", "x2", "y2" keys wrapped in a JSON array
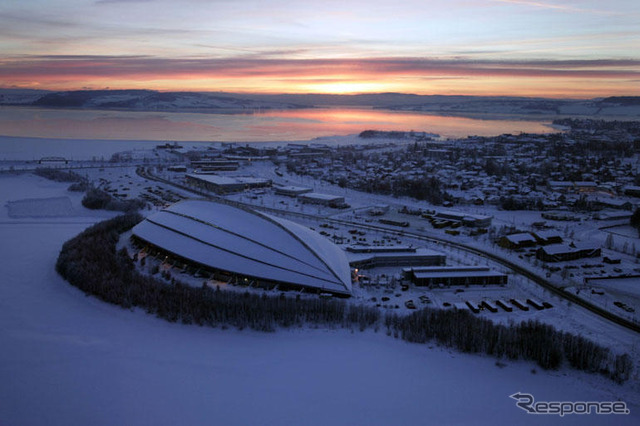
[{"x1": 0, "y1": 106, "x2": 554, "y2": 143}]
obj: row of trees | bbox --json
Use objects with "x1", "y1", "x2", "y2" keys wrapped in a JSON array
[
  {"x1": 56, "y1": 215, "x2": 633, "y2": 382},
  {"x1": 33, "y1": 167, "x2": 83, "y2": 183},
  {"x1": 384, "y1": 309, "x2": 633, "y2": 383},
  {"x1": 33, "y1": 167, "x2": 90, "y2": 191}
]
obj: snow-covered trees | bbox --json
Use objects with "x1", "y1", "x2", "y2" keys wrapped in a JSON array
[
  {"x1": 385, "y1": 309, "x2": 633, "y2": 382},
  {"x1": 81, "y1": 188, "x2": 146, "y2": 211}
]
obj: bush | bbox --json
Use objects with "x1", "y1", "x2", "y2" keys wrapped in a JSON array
[
  {"x1": 68, "y1": 181, "x2": 91, "y2": 192},
  {"x1": 82, "y1": 188, "x2": 146, "y2": 212}
]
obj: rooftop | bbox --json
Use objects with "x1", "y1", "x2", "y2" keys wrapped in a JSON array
[{"x1": 132, "y1": 200, "x2": 352, "y2": 295}]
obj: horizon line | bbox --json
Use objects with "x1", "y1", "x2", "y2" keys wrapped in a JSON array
[{"x1": 3, "y1": 87, "x2": 638, "y2": 101}]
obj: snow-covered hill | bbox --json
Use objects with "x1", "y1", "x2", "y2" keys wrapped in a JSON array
[
  {"x1": 0, "y1": 89, "x2": 305, "y2": 111},
  {"x1": 2, "y1": 89, "x2": 639, "y2": 117},
  {"x1": 385, "y1": 96, "x2": 640, "y2": 117},
  {"x1": 0, "y1": 89, "x2": 50, "y2": 105}
]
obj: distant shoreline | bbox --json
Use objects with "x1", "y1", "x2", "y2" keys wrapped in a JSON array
[{"x1": 3, "y1": 102, "x2": 639, "y2": 122}]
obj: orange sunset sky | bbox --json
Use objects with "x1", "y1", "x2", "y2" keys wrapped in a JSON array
[{"x1": 1, "y1": 0, "x2": 639, "y2": 98}]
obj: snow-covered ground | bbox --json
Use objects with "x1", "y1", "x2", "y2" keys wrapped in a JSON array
[
  {"x1": 2, "y1": 161, "x2": 640, "y2": 425},
  {"x1": 7, "y1": 196, "x2": 75, "y2": 218}
]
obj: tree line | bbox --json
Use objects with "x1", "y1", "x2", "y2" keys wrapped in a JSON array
[
  {"x1": 384, "y1": 309, "x2": 633, "y2": 383},
  {"x1": 56, "y1": 214, "x2": 633, "y2": 382},
  {"x1": 33, "y1": 167, "x2": 90, "y2": 191}
]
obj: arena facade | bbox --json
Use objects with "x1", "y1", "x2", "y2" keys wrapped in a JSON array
[{"x1": 131, "y1": 200, "x2": 353, "y2": 296}]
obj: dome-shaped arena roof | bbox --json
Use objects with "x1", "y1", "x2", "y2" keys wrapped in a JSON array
[{"x1": 132, "y1": 200, "x2": 352, "y2": 295}]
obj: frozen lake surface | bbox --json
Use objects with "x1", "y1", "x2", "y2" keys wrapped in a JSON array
[{"x1": 0, "y1": 106, "x2": 554, "y2": 143}]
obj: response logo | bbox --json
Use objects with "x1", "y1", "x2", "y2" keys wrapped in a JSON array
[{"x1": 510, "y1": 392, "x2": 630, "y2": 417}]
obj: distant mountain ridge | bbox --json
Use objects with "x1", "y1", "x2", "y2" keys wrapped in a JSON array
[
  {"x1": 0, "y1": 89, "x2": 305, "y2": 111},
  {"x1": 1, "y1": 89, "x2": 638, "y2": 117}
]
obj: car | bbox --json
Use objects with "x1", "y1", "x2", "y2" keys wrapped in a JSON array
[{"x1": 404, "y1": 300, "x2": 416, "y2": 309}]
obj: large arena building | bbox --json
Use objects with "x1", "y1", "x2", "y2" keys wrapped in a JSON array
[{"x1": 131, "y1": 200, "x2": 352, "y2": 296}]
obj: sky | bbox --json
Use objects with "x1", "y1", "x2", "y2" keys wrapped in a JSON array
[{"x1": 0, "y1": 0, "x2": 639, "y2": 97}]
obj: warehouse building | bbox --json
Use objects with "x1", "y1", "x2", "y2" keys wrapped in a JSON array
[
  {"x1": 536, "y1": 243, "x2": 601, "y2": 262},
  {"x1": 403, "y1": 266, "x2": 508, "y2": 287},
  {"x1": 498, "y1": 232, "x2": 537, "y2": 249},
  {"x1": 346, "y1": 246, "x2": 446, "y2": 268},
  {"x1": 273, "y1": 185, "x2": 313, "y2": 197},
  {"x1": 185, "y1": 174, "x2": 271, "y2": 194},
  {"x1": 190, "y1": 159, "x2": 239, "y2": 172},
  {"x1": 297, "y1": 192, "x2": 345, "y2": 207},
  {"x1": 435, "y1": 210, "x2": 492, "y2": 227}
]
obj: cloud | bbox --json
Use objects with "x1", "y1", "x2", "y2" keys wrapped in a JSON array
[
  {"x1": 2, "y1": 56, "x2": 639, "y2": 81},
  {"x1": 1, "y1": 55, "x2": 638, "y2": 98}
]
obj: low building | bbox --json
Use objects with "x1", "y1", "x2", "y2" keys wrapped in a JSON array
[
  {"x1": 298, "y1": 192, "x2": 345, "y2": 207},
  {"x1": 531, "y1": 230, "x2": 563, "y2": 245},
  {"x1": 547, "y1": 181, "x2": 598, "y2": 193},
  {"x1": 185, "y1": 174, "x2": 271, "y2": 194},
  {"x1": 38, "y1": 156, "x2": 68, "y2": 165},
  {"x1": 167, "y1": 165, "x2": 187, "y2": 172},
  {"x1": 547, "y1": 181, "x2": 574, "y2": 192},
  {"x1": 190, "y1": 159, "x2": 239, "y2": 172},
  {"x1": 369, "y1": 204, "x2": 390, "y2": 215},
  {"x1": 434, "y1": 210, "x2": 492, "y2": 227},
  {"x1": 498, "y1": 232, "x2": 537, "y2": 249},
  {"x1": 273, "y1": 185, "x2": 313, "y2": 197},
  {"x1": 536, "y1": 243, "x2": 601, "y2": 262},
  {"x1": 574, "y1": 181, "x2": 598, "y2": 193},
  {"x1": 403, "y1": 266, "x2": 508, "y2": 287},
  {"x1": 594, "y1": 210, "x2": 633, "y2": 221},
  {"x1": 541, "y1": 211, "x2": 579, "y2": 221},
  {"x1": 346, "y1": 246, "x2": 446, "y2": 268},
  {"x1": 623, "y1": 185, "x2": 640, "y2": 197},
  {"x1": 591, "y1": 198, "x2": 633, "y2": 211}
]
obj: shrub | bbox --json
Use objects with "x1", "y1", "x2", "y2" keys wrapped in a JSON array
[{"x1": 82, "y1": 188, "x2": 146, "y2": 212}]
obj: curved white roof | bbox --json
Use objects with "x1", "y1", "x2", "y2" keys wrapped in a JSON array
[{"x1": 132, "y1": 200, "x2": 352, "y2": 295}]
